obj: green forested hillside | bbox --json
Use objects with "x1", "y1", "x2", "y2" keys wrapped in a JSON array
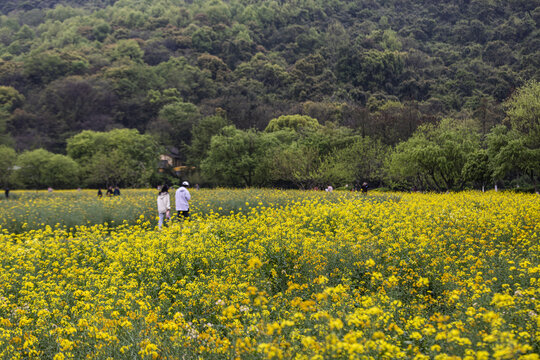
[
  {"x1": 0, "y1": 0, "x2": 539, "y2": 190},
  {"x1": 0, "y1": 0, "x2": 117, "y2": 14}
]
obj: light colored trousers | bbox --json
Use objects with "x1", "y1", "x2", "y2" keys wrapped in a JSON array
[{"x1": 158, "y1": 212, "x2": 168, "y2": 228}]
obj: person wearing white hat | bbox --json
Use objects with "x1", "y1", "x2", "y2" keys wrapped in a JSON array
[{"x1": 175, "y1": 181, "x2": 191, "y2": 219}]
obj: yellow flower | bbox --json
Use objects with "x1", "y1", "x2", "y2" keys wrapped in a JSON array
[
  {"x1": 491, "y1": 293, "x2": 515, "y2": 308},
  {"x1": 222, "y1": 305, "x2": 237, "y2": 318},
  {"x1": 365, "y1": 258, "x2": 376, "y2": 267},
  {"x1": 329, "y1": 318, "x2": 343, "y2": 330},
  {"x1": 248, "y1": 256, "x2": 262, "y2": 270}
]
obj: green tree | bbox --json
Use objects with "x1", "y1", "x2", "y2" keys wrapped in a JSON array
[
  {"x1": 0, "y1": 145, "x2": 16, "y2": 188},
  {"x1": 154, "y1": 57, "x2": 216, "y2": 102},
  {"x1": 108, "y1": 39, "x2": 144, "y2": 63},
  {"x1": 266, "y1": 121, "x2": 366, "y2": 189},
  {"x1": 269, "y1": 142, "x2": 320, "y2": 189},
  {"x1": 197, "y1": 53, "x2": 229, "y2": 81},
  {"x1": 487, "y1": 125, "x2": 539, "y2": 192},
  {"x1": 502, "y1": 80, "x2": 540, "y2": 192},
  {"x1": 38, "y1": 76, "x2": 117, "y2": 141},
  {"x1": 265, "y1": 114, "x2": 320, "y2": 133},
  {"x1": 504, "y1": 80, "x2": 540, "y2": 145},
  {"x1": 493, "y1": 138, "x2": 539, "y2": 192},
  {"x1": 201, "y1": 126, "x2": 278, "y2": 187},
  {"x1": 14, "y1": 149, "x2": 48, "y2": 189},
  {"x1": 0, "y1": 86, "x2": 24, "y2": 110},
  {"x1": 187, "y1": 113, "x2": 228, "y2": 166},
  {"x1": 15, "y1": 148, "x2": 79, "y2": 189},
  {"x1": 462, "y1": 149, "x2": 491, "y2": 191},
  {"x1": 66, "y1": 129, "x2": 158, "y2": 187},
  {"x1": 83, "y1": 150, "x2": 134, "y2": 189},
  {"x1": 386, "y1": 119, "x2": 480, "y2": 191},
  {"x1": 317, "y1": 136, "x2": 389, "y2": 188},
  {"x1": 43, "y1": 154, "x2": 80, "y2": 189},
  {"x1": 150, "y1": 101, "x2": 201, "y2": 155},
  {"x1": 336, "y1": 49, "x2": 404, "y2": 92},
  {"x1": 234, "y1": 53, "x2": 291, "y2": 95},
  {"x1": 0, "y1": 108, "x2": 12, "y2": 146},
  {"x1": 0, "y1": 86, "x2": 24, "y2": 145},
  {"x1": 23, "y1": 51, "x2": 88, "y2": 84}
]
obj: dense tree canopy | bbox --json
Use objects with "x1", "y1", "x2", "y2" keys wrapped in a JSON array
[
  {"x1": 14, "y1": 148, "x2": 80, "y2": 189},
  {"x1": 0, "y1": 0, "x2": 536, "y2": 151},
  {"x1": 66, "y1": 128, "x2": 159, "y2": 187},
  {"x1": 0, "y1": 0, "x2": 538, "y2": 190},
  {"x1": 0, "y1": 145, "x2": 16, "y2": 187}
]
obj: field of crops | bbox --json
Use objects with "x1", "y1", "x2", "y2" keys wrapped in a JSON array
[{"x1": 0, "y1": 189, "x2": 539, "y2": 359}]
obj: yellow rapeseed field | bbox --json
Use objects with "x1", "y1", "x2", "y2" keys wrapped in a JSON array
[{"x1": 0, "y1": 189, "x2": 538, "y2": 359}]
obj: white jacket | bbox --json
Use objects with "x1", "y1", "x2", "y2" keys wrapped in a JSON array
[
  {"x1": 175, "y1": 186, "x2": 191, "y2": 211},
  {"x1": 157, "y1": 192, "x2": 170, "y2": 214}
]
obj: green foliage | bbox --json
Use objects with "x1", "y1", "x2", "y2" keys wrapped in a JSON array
[
  {"x1": 187, "y1": 113, "x2": 228, "y2": 166},
  {"x1": 66, "y1": 129, "x2": 158, "y2": 187},
  {"x1": 0, "y1": 145, "x2": 16, "y2": 187},
  {"x1": 44, "y1": 153, "x2": 81, "y2": 189},
  {"x1": 154, "y1": 57, "x2": 216, "y2": 102},
  {"x1": 462, "y1": 149, "x2": 491, "y2": 190},
  {"x1": 151, "y1": 101, "x2": 201, "y2": 152},
  {"x1": 501, "y1": 80, "x2": 540, "y2": 191},
  {"x1": 387, "y1": 119, "x2": 481, "y2": 191},
  {"x1": 23, "y1": 51, "x2": 88, "y2": 84},
  {"x1": 337, "y1": 49, "x2": 404, "y2": 92},
  {"x1": 108, "y1": 39, "x2": 144, "y2": 63},
  {"x1": 0, "y1": 86, "x2": 24, "y2": 111},
  {"x1": 487, "y1": 125, "x2": 540, "y2": 192},
  {"x1": 265, "y1": 114, "x2": 320, "y2": 132},
  {"x1": 317, "y1": 137, "x2": 389, "y2": 187},
  {"x1": 201, "y1": 126, "x2": 279, "y2": 187},
  {"x1": 269, "y1": 142, "x2": 321, "y2": 189},
  {"x1": 0, "y1": 0, "x2": 538, "y2": 190},
  {"x1": 15, "y1": 148, "x2": 80, "y2": 189},
  {"x1": 0, "y1": 0, "x2": 535, "y2": 144},
  {"x1": 0, "y1": 86, "x2": 23, "y2": 146},
  {"x1": 493, "y1": 138, "x2": 539, "y2": 185},
  {"x1": 504, "y1": 80, "x2": 540, "y2": 144}
]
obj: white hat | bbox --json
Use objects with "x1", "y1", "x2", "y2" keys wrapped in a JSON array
[{"x1": 182, "y1": 181, "x2": 189, "y2": 186}]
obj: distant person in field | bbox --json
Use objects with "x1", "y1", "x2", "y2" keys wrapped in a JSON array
[
  {"x1": 175, "y1": 181, "x2": 191, "y2": 219},
  {"x1": 97, "y1": 188, "x2": 103, "y2": 197},
  {"x1": 4, "y1": 187, "x2": 9, "y2": 199},
  {"x1": 361, "y1": 182, "x2": 368, "y2": 195},
  {"x1": 326, "y1": 185, "x2": 333, "y2": 192},
  {"x1": 113, "y1": 185, "x2": 121, "y2": 196},
  {"x1": 106, "y1": 186, "x2": 113, "y2": 196},
  {"x1": 157, "y1": 184, "x2": 171, "y2": 229}
]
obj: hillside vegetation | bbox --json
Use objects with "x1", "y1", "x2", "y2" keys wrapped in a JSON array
[{"x1": 0, "y1": 0, "x2": 538, "y2": 190}]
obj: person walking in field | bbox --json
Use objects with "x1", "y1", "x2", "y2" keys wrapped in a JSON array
[
  {"x1": 175, "y1": 181, "x2": 191, "y2": 219},
  {"x1": 157, "y1": 184, "x2": 171, "y2": 229}
]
